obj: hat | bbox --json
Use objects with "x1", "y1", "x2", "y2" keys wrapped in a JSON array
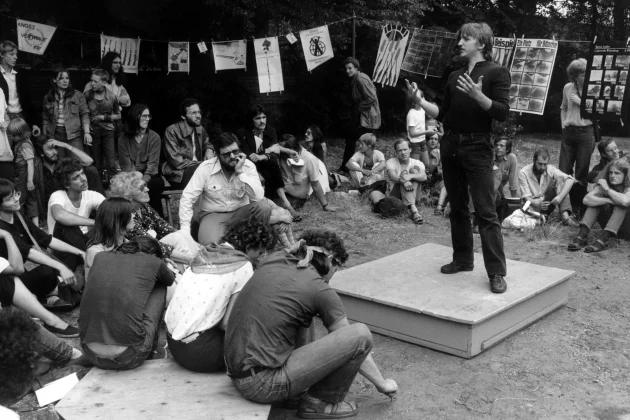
[{"x1": 287, "y1": 158, "x2": 305, "y2": 166}]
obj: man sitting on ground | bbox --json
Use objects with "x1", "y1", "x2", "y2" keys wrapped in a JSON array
[
  {"x1": 179, "y1": 132, "x2": 271, "y2": 245},
  {"x1": 225, "y1": 229, "x2": 397, "y2": 419},
  {"x1": 519, "y1": 148, "x2": 578, "y2": 226},
  {"x1": 386, "y1": 139, "x2": 427, "y2": 224}
]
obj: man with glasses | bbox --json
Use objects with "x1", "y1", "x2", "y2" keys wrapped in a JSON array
[
  {"x1": 385, "y1": 139, "x2": 427, "y2": 224},
  {"x1": 162, "y1": 98, "x2": 215, "y2": 190},
  {"x1": 179, "y1": 132, "x2": 271, "y2": 245}
]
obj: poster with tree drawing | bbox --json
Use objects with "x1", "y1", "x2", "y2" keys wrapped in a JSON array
[{"x1": 372, "y1": 25, "x2": 409, "y2": 87}]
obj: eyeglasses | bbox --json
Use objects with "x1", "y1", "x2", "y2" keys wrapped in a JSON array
[
  {"x1": 140, "y1": 114, "x2": 152, "y2": 120},
  {"x1": 220, "y1": 149, "x2": 241, "y2": 158},
  {"x1": 3, "y1": 191, "x2": 20, "y2": 203}
]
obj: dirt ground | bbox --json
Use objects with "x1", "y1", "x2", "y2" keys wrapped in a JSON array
[{"x1": 9, "y1": 134, "x2": 630, "y2": 420}]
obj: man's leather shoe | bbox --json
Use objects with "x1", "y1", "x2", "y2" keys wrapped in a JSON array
[
  {"x1": 489, "y1": 275, "x2": 507, "y2": 293},
  {"x1": 440, "y1": 262, "x2": 474, "y2": 274}
]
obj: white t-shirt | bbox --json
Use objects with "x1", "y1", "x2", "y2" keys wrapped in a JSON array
[
  {"x1": 47, "y1": 190, "x2": 105, "y2": 235},
  {"x1": 386, "y1": 157, "x2": 425, "y2": 190},
  {"x1": 407, "y1": 108, "x2": 426, "y2": 143},
  {"x1": 165, "y1": 261, "x2": 254, "y2": 340},
  {"x1": 0, "y1": 256, "x2": 10, "y2": 274}
]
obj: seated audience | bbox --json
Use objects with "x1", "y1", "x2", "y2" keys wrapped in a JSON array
[
  {"x1": 162, "y1": 98, "x2": 215, "y2": 190},
  {"x1": 41, "y1": 68, "x2": 91, "y2": 159},
  {"x1": 519, "y1": 148, "x2": 578, "y2": 226},
  {"x1": 568, "y1": 159, "x2": 630, "y2": 253},
  {"x1": 346, "y1": 133, "x2": 386, "y2": 188},
  {"x1": 225, "y1": 230, "x2": 397, "y2": 418},
  {"x1": 118, "y1": 104, "x2": 165, "y2": 215},
  {"x1": 165, "y1": 218, "x2": 275, "y2": 373},
  {"x1": 587, "y1": 138, "x2": 624, "y2": 184},
  {"x1": 304, "y1": 125, "x2": 328, "y2": 168},
  {"x1": 79, "y1": 236, "x2": 175, "y2": 370},
  {"x1": 179, "y1": 132, "x2": 271, "y2": 245},
  {"x1": 47, "y1": 158, "x2": 105, "y2": 270},
  {"x1": 493, "y1": 137, "x2": 519, "y2": 220},
  {"x1": 386, "y1": 139, "x2": 426, "y2": 224}
]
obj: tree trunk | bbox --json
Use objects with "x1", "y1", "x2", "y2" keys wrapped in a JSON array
[
  {"x1": 590, "y1": 0, "x2": 599, "y2": 41},
  {"x1": 613, "y1": 0, "x2": 629, "y2": 40}
]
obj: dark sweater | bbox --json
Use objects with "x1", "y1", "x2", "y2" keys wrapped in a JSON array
[{"x1": 437, "y1": 60, "x2": 510, "y2": 134}]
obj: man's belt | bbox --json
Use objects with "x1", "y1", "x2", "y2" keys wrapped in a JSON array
[{"x1": 228, "y1": 366, "x2": 266, "y2": 379}]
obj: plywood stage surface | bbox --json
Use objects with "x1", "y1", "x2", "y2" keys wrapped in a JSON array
[
  {"x1": 333, "y1": 243, "x2": 574, "y2": 358},
  {"x1": 55, "y1": 360, "x2": 270, "y2": 420}
]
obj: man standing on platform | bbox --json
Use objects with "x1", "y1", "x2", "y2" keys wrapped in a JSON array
[
  {"x1": 406, "y1": 22, "x2": 510, "y2": 294},
  {"x1": 339, "y1": 57, "x2": 381, "y2": 172}
]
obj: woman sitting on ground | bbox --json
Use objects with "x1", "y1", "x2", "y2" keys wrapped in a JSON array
[
  {"x1": 304, "y1": 125, "x2": 328, "y2": 168},
  {"x1": 587, "y1": 138, "x2": 624, "y2": 184},
  {"x1": 165, "y1": 218, "x2": 275, "y2": 373},
  {"x1": 79, "y1": 236, "x2": 175, "y2": 370},
  {"x1": 568, "y1": 159, "x2": 630, "y2": 253},
  {"x1": 346, "y1": 133, "x2": 386, "y2": 188}
]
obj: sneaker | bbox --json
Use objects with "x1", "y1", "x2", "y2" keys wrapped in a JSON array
[
  {"x1": 42, "y1": 296, "x2": 74, "y2": 312},
  {"x1": 440, "y1": 262, "x2": 474, "y2": 274},
  {"x1": 43, "y1": 324, "x2": 79, "y2": 338},
  {"x1": 489, "y1": 275, "x2": 507, "y2": 294}
]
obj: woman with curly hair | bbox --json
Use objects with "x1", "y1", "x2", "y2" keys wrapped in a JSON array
[
  {"x1": 568, "y1": 158, "x2": 630, "y2": 253},
  {"x1": 165, "y1": 218, "x2": 274, "y2": 373}
]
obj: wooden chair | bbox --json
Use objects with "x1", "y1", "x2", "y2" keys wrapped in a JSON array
[{"x1": 161, "y1": 190, "x2": 183, "y2": 229}]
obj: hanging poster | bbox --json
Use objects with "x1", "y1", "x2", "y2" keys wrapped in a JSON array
[
  {"x1": 401, "y1": 29, "x2": 457, "y2": 78},
  {"x1": 372, "y1": 25, "x2": 410, "y2": 87},
  {"x1": 508, "y1": 38, "x2": 558, "y2": 115},
  {"x1": 254, "y1": 37, "x2": 284, "y2": 94},
  {"x1": 212, "y1": 40, "x2": 247, "y2": 71},
  {"x1": 493, "y1": 37, "x2": 516, "y2": 67},
  {"x1": 300, "y1": 25, "x2": 334, "y2": 72},
  {"x1": 16, "y1": 19, "x2": 56, "y2": 55},
  {"x1": 581, "y1": 40, "x2": 630, "y2": 122},
  {"x1": 197, "y1": 42, "x2": 208, "y2": 53},
  {"x1": 167, "y1": 42, "x2": 190, "y2": 74},
  {"x1": 100, "y1": 35, "x2": 140, "y2": 74}
]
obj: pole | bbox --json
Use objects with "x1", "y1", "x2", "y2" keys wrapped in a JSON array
[{"x1": 352, "y1": 14, "x2": 356, "y2": 58}]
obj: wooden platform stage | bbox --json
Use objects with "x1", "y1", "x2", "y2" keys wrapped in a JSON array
[
  {"x1": 333, "y1": 243, "x2": 574, "y2": 358},
  {"x1": 55, "y1": 360, "x2": 270, "y2": 420}
]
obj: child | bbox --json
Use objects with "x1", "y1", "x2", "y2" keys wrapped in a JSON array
[{"x1": 7, "y1": 119, "x2": 44, "y2": 225}]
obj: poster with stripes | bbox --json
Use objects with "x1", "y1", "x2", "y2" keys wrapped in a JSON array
[
  {"x1": 100, "y1": 35, "x2": 140, "y2": 74},
  {"x1": 492, "y1": 37, "x2": 516, "y2": 67},
  {"x1": 401, "y1": 29, "x2": 457, "y2": 78},
  {"x1": 254, "y1": 37, "x2": 284, "y2": 93},
  {"x1": 372, "y1": 25, "x2": 409, "y2": 87}
]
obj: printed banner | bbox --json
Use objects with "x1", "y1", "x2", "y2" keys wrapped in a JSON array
[
  {"x1": 582, "y1": 40, "x2": 630, "y2": 122},
  {"x1": 212, "y1": 40, "x2": 247, "y2": 72},
  {"x1": 254, "y1": 37, "x2": 284, "y2": 94},
  {"x1": 168, "y1": 42, "x2": 190, "y2": 74},
  {"x1": 493, "y1": 37, "x2": 516, "y2": 67},
  {"x1": 508, "y1": 38, "x2": 558, "y2": 115},
  {"x1": 16, "y1": 19, "x2": 56, "y2": 55},
  {"x1": 100, "y1": 35, "x2": 141, "y2": 74},
  {"x1": 300, "y1": 25, "x2": 334, "y2": 72},
  {"x1": 373, "y1": 25, "x2": 410, "y2": 87},
  {"x1": 401, "y1": 29, "x2": 457, "y2": 78}
]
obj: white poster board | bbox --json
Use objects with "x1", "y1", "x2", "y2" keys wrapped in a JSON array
[
  {"x1": 16, "y1": 19, "x2": 56, "y2": 55},
  {"x1": 254, "y1": 37, "x2": 284, "y2": 93},
  {"x1": 212, "y1": 40, "x2": 247, "y2": 72},
  {"x1": 300, "y1": 25, "x2": 334, "y2": 72}
]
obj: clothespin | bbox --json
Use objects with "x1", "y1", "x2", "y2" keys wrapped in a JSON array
[
  {"x1": 621, "y1": 119, "x2": 625, "y2": 127},
  {"x1": 593, "y1": 36, "x2": 597, "y2": 44},
  {"x1": 552, "y1": 35, "x2": 556, "y2": 42}
]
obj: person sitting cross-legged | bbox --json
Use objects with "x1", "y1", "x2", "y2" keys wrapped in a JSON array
[
  {"x1": 346, "y1": 133, "x2": 386, "y2": 189},
  {"x1": 225, "y1": 229, "x2": 397, "y2": 419},
  {"x1": 519, "y1": 148, "x2": 578, "y2": 226},
  {"x1": 386, "y1": 139, "x2": 427, "y2": 224},
  {"x1": 568, "y1": 159, "x2": 630, "y2": 253}
]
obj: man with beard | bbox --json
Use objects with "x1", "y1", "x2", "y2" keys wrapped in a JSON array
[
  {"x1": 162, "y1": 98, "x2": 215, "y2": 190},
  {"x1": 179, "y1": 132, "x2": 271, "y2": 245},
  {"x1": 34, "y1": 137, "x2": 104, "y2": 205}
]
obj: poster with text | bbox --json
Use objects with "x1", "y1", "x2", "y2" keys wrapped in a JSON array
[
  {"x1": 168, "y1": 42, "x2": 190, "y2": 74},
  {"x1": 254, "y1": 37, "x2": 284, "y2": 93},
  {"x1": 508, "y1": 38, "x2": 558, "y2": 115},
  {"x1": 401, "y1": 29, "x2": 457, "y2": 78},
  {"x1": 581, "y1": 40, "x2": 630, "y2": 122},
  {"x1": 300, "y1": 25, "x2": 334, "y2": 72},
  {"x1": 16, "y1": 19, "x2": 56, "y2": 55},
  {"x1": 373, "y1": 25, "x2": 409, "y2": 87},
  {"x1": 212, "y1": 40, "x2": 247, "y2": 71},
  {"x1": 493, "y1": 37, "x2": 516, "y2": 67},
  {"x1": 100, "y1": 35, "x2": 140, "y2": 74}
]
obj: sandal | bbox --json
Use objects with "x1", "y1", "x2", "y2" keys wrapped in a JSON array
[
  {"x1": 567, "y1": 236, "x2": 587, "y2": 251},
  {"x1": 297, "y1": 395, "x2": 358, "y2": 419},
  {"x1": 411, "y1": 211, "x2": 424, "y2": 225},
  {"x1": 584, "y1": 239, "x2": 612, "y2": 253},
  {"x1": 434, "y1": 205, "x2": 444, "y2": 216}
]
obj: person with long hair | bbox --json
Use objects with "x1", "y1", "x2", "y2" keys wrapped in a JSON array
[
  {"x1": 118, "y1": 104, "x2": 165, "y2": 215},
  {"x1": 587, "y1": 138, "x2": 624, "y2": 184},
  {"x1": 304, "y1": 125, "x2": 327, "y2": 167},
  {"x1": 42, "y1": 68, "x2": 91, "y2": 159},
  {"x1": 568, "y1": 159, "x2": 630, "y2": 253},
  {"x1": 84, "y1": 197, "x2": 134, "y2": 280},
  {"x1": 79, "y1": 236, "x2": 175, "y2": 370}
]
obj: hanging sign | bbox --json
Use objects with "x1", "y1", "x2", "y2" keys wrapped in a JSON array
[
  {"x1": 373, "y1": 25, "x2": 409, "y2": 87},
  {"x1": 16, "y1": 19, "x2": 56, "y2": 55},
  {"x1": 168, "y1": 42, "x2": 190, "y2": 74},
  {"x1": 197, "y1": 42, "x2": 208, "y2": 53},
  {"x1": 212, "y1": 40, "x2": 247, "y2": 72},
  {"x1": 100, "y1": 35, "x2": 141, "y2": 74},
  {"x1": 286, "y1": 33, "x2": 298, "y2": 44},
  {"x1": 401, "y1": 29, "x2": 457, "y2": 78},
  {"x1": 254, "y1": 37, "x2": 284, "y2": 94},
  {"x1": 300, "y1": 25, "x2": 334, "y2": 71},
  {"x1": 493, "y1": 37, "x2": 516, "y2": 67}
]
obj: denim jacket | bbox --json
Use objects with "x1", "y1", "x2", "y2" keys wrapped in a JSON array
[{"x1": 42, "y1": 90, "x2": 90, "y2": 140}]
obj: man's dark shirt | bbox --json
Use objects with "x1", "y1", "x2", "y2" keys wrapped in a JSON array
[{"x1": 0, "y1": 216, "x2": 53, "y2": 261}]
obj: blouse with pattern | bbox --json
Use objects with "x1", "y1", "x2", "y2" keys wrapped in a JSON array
[{"x1": 126, "y1": 203, "x2": 176, "y2": 258}]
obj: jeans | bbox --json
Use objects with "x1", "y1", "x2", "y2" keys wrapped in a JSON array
[
  {"x1": 20, "y1": 265, "x2": 59, "y2": 300},
  {"x1": 559, "y1": 126, "x2": 595, "y2": 187},
  {"x1": 232, "y1": 323, "x2": 373, "y2": 404},
  {"x1": 167, "y1": 327, "x2": 225, "y2": 373},
  {"x1": 198, "y1": 200, "x2": 272, "y2": 245},
  {"x1": 390, "y1": 182, "x2": 419, "y2": 207},
  {"x1": 89, "y1": 125, "x2": 117, "y2": 175},
  {"x1": 54, "y1": 126, "x2": 84, "y2": 160},
  {"x1": 37, "y1": 323, "x2": 73, "y2": 364},
  {"x1": 539, "y1": 178, "x2": 572, "y2": 216},
  {"x1": 81, "y1": 286, "x2": 165, "y2": 370},
  {"x1": 441, "y1": 131, "x2": 506, "y2": 276},
  {"x1": 581, "y1": 204, "x2": 628, "y2": 235}
]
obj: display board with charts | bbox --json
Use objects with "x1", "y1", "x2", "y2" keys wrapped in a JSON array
[
  {"x1": 581, "y1": 40, "x2": 630, "y2": 122},
  {"x1": 401, "y1": 29, "x2": 457, "y2": 78},
  {"x1": 508, "y1": 38, "x2": 558, "y2": 115}
]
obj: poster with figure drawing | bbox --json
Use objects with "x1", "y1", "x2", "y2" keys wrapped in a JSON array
[
  {"x1": 212, "y1": 40, "x2": 247, "y2": 72},
  {"x1": 168, "y1": 42, "x2": 189, "y2": 74},
  {"x1": 401, "y1": 29, "x2": 457, "y2": 78},
  {"x1": 508, "y1": 38, "x2": 558, "y2": 115},
  {"x1": 254, "y1": 37, "x2": 284, "y2": 94},
  {"x1": 100, "y1": 35, "x2": 140, "y2": 74},
  {"x1": 493, "y1": 37, "x2": 516, "y2": 67},
  {"x1": 300, "y1": 25, "x2": 334, "y2": 72},
  {"x1": 372, "y1": 25, "x2": 409, "y2": 87}
]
